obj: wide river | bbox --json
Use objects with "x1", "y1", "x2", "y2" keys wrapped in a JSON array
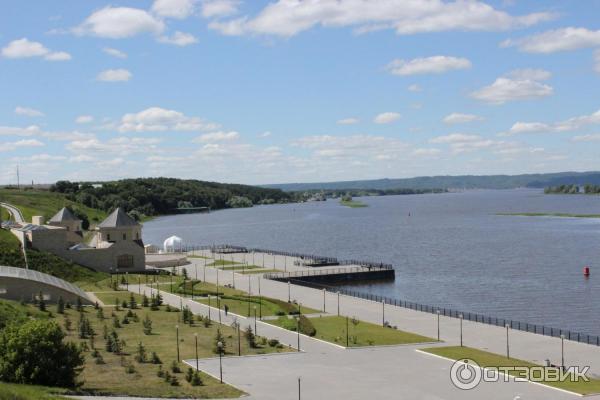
[{"x1": 143, "y1": 189, "x2": 600, "y2": 335}]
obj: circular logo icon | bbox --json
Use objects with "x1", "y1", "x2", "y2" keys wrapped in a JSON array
[{"x1": 450, "y1": 358, "x2": 482, "y2": 390}]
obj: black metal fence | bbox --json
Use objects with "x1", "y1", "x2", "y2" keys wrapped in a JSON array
[
  {"x1": 285, "y1": 278, "x2": 600, "y2": 346},
  {"x1": 181, "y1": 244, "x2": 393, "y2": 271}
]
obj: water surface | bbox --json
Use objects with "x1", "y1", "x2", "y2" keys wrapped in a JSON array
[{"x1": 143, "y1": 189, "x2": 600, "y2": 335}]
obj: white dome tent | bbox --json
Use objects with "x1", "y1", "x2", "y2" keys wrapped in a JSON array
[{"x1": 163, "y1": 236, "x2": 184, "y2": 253}]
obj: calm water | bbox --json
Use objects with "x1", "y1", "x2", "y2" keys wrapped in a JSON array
[{"x1": 143, "y1": 189, "x2": 600, "y2": 335}]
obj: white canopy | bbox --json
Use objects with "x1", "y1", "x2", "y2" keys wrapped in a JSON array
[{"x1": 163, "y1": 235, "x2": 184, "y2": 253}]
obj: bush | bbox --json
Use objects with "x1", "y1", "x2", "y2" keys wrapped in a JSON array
[
  {"x1": 151, "y1": 351, "x2": 162, "y2": 364},
  {"x1": 191, "y1": 372, "x2": 203, "y2": 386},
  {"x1": 171, "y1": 360, "x2": 181, "y2": 373},
  {"x1": 298, "y1": 315, "x2": 316, "y2": 337},
  {"x1": 268, "y1": 339, "x2": 280, "y2": 347},
  {"x1": 0, "y1": 319, "x2": 84, "y2": 387}
]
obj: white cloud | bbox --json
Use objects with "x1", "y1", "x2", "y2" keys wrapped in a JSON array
[
  {"x1": 193, "y1": 131, "x2": 240, "y2": 142},
  {"x1": 595, "y1": 50, "x2": 600, "y2": 74},
  {"x1": 408, "y1": 84, "x2": 422, "y2": 92},
  {"x1": 0, "y1": 139, "x2": 45, "y2": 152},
  {"x1": 1, "y1": 38, "x2": 71, "y2": 61},
  {"x1": 74, "y1": 7, "x2": 165, "y2": 39},
  {"x1": 152, "y1": 0, "x2": 196, "y2": 19},
  {"x1": 75, "y1": 115, "x2": 94, "y2": 124},
  {"x1": 429, "y1": 134, "x2": 482, "y2": 144},
  {"x1": 501, "y1": 27, "x2": 600, "y2": 53},
  {"x1": 470, "y1": 69, "x2": 553, "y2": 104},
  {"x1": 337, "y1": 117, "x2": 359, "y2": 125},
  {"x1": 293, "y1": 134, "x2": 408, "y2": 161},
  {"x1": 443, "y1": 113, "x2": 483, "y2": 124},
  {"x1": 67, "y1": 137, "x2": 163, "y2": 156},
  {"x1": 374, "y1": 112, "x2": 401, "y2": 124},
  {"x1": 386, "y1": 56, "x2": 471, "y2": 76},
  {"x1": 208, "y1": 0, "x2": 553, "y2": 37},
  {"x1": 158, "y1": 31, "x2": 198, "y2": 46},
  {"x1": 572, "y1": 134, "x2": 600, "y2": 142},
  {"x1": 15, "y1": 106, "x2": 44, "y2": 117},
  {"x1": 502, "y1": 108, "x2": 600, "y2": 136},
  {"x1": 0, "y1": 125, "x2": 41, "y2": 136},
  {"x1": 413, "y1": 148, "x2": 441, "y2": 156},
  {"x1": 119, "y1": 107, "x2": 219, "y2": 132},
  {"x1": 97, "y1": 69, "x2": 132, "y2": 82},
  {"x1": 202, "y1": 0, "x2": 240, "y2": 18},
  {"x1": 259, "y1": 131, "x2": 272, "y2": 138},
  {"x1": 103, "y1": 47, "x2": 127, "y2": 58}
]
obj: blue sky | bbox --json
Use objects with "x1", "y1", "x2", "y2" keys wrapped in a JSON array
[{"x1": 1, "y1": 0, "x2": 600, "y2": 185}]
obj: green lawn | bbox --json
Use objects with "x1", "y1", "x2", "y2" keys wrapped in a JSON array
[
  {"x1": 92, "y1": 291, "x2": 146, "y2": 306},
  {"x1": 218, "y1": 265, "x2": 262, "y2": 271},
  {"x1": 238, "y1": 269, "x2": 281, "y2": 275},
  {"x1": 269, "y1": 315, "x2": 434, "y2": 347},
  {"x1": 340, "y1": 200, "x2": 368, "y2": 208},
  {"x1": 0, "y1": 189, "x2": 107, "y2": 225},
  {"x1": 422, "y1": 346, "x2": 600, "y2": 395},
  {"x1": 0, "y1": 228, "x2": 26, "y2": 268},
  {"x1": 0, "y1": 382, "x2": 70, "y2": 399},
  {"x1": 497, "y1": 212, "x2": 600, "y2": 218},
  {"x1": 207, "y1": 259, "x2": 238, "y2": 267}
]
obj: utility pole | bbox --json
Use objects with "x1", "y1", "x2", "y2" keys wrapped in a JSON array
[{"x1": 16, "y1": 165, "x2": 20, "y2": 190}]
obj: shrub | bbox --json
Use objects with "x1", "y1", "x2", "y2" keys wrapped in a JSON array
[
  {"x1": 151, "y1": 351, "x2": 162, "y2": 364},
  {"x1": 0, "y1": 319, "x2": 84, "y2": 387},
  {"x1": 185, "y1": 367, "x2": 194, "y2": 383},
  {"x1": 143, "y1": 315, "x2": 153, "y2": 335},
  {"x1": 298, "y1": 315, "x2": 316, "y2": 337},
  {"x1": 171, "y1": 360, "x2": 181, "y2": 373},
  {"x1": 191, "y1": 372, "x2": 203, "y2": 386},
  {"x1": 268, "y1": 339, "x2": 279, "y2": 347},
  {"x1": 157, "y1": 365, "x2": 164, "y2": 378}
]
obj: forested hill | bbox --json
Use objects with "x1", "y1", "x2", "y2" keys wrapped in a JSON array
[
  {"x1": 264, "y1": 171, "x2": 600, "y2": 191},
  {"x1": 51, "y1": 178, "x2": 291, "y2": 217}
]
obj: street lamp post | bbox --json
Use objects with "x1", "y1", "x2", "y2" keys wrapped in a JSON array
[
  {"x1": 337, "y1": 291, "x2": 340, "y2": 316},
  {"x1": 505, "y1": 324, "x2": 510, "y2": 358},
  {"x1": 194, "y1": 333, "x2": 199, "y2": 370},
  {"x1": 296, "y1": 316, "x2": 300, "y2": 352},
  {"x1": 288, "y1": 281, "x2": 291, "y2": 302},
  {"x1": 126, "y1": 272, "x2": 129, "y2": 291},
  {"x1": 218, "y1": 341, "x2": 223, "y2": 383},
  {"x1": 258, "y1": 277, "x2": 262, "y2": 319},
  {"x1": 175, "y1": 325, "x2": 180, "y2": 362},
  {"x1": 138, "y1": 275, "x2": 141, "y2": 295},
  {"x1": 298, "y1": 376, "x2": 301, "y2": 400},
  {"x1": 561, "y1": 334, "x2": 565, "y2": 368},
  {"x1": 254, "y1": 306, "x2": 257, "y2": 334},
  {"x1": 346, "y1": 315, "x2": 349, "y2": 347},
  {"x1": 459, "y1": 314, "x2": 464, "y2": 347},
  {"x1": 237, "y1": 323, "x2": 241, "y2": 356},
  {"x1": 382, "y1": 300, "x2": 385, "y2": 327},
  {"x1": 436, "y1": 310, "x2": 441, "y2": 341},
  {"x1": 208, "y1": 295, "x2": 211, "y2": 321},
  {"x1": 323, "y1": 289, "x2": 326, "y2": 312}
]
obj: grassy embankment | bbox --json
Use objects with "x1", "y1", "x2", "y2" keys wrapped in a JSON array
[
  {"x1": 422, "y1": 346, "x2": 600, "y2": 395},
  {"x1": 160, "y1": 278, "x2": 319, "y2": 317},
  {"x1": 268, "y1": 315, "x2": 434, "y2": 347},
  {"x1": 339, "y1": 199, "x2": 368, "y2": 208},
  {"x1": 497, "y1": 212, "x2": 600, "y2": 219},
  {"x1": 0, "y1": 189, "x2": 107, "y2": 225},
  {"x1": 0, "y1": 296, "x2": 291, "y2": 398}
]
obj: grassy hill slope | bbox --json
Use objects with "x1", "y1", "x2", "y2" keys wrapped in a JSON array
[{"x1": 0, "y1": 188, "x2": 107, "y2": 224}]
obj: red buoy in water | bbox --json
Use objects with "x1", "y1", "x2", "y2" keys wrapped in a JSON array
[{"x1": 584, "y1": 266, "x2": 590, "y2": 277}]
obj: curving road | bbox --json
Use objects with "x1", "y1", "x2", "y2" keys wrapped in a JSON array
[{"x1": 0, "y1": 202, "x2": 25, "y2": 223}]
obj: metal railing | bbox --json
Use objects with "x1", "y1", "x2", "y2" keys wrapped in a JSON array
[
  {"x1": 284, "y1": 278, "x2": 600, "y2": 347},
  {"x1": 264, "y1": 266, "x2": 392, "y2": 280},
  {"x1": 181, "y1": 244, "x2": 393, "y2": 271}
]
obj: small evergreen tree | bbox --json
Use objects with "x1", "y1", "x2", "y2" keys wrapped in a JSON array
[
  {"x1": 185, "y1": 367, "x2": 194, "y2": 382},
  {"x1": 191, "y1": 371, "x2": 203, "y2": 386},
  {"x1": 38, "y1": 291, "x2": 46, "y2": 312},
  {"x1": 151, "y1": 351, "x2": 162, "y2": 364},
  {"x1": 56, "y1": 296, "x2": 65, "y2": 314},
  {"x1": 213, "y1": 329, "x2": 226, "y2": 354},
  {"x1": 76, "y1": 297, "x2": 83, "y2": 313},
  {"x1": 143, "y1": 315, "x2": 153, "y2": 335},
  {"x1": 129, "y1": 293, "x2": 137, "y2": 310},
  {"x1": 142, "y1": 294, "x2": 149, "y2": 307},
  {"x1": 171, "y1": 360, "x2": 181, "y2": 373},
  {"x1": 244, "y1": 325, "x2": 256, "y2": 348},
  {"x1": 135, "y1": 342, "x2": 147, "y2": 363}
]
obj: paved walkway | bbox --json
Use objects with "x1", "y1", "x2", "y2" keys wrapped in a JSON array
[
  {"x1": 128, "y1": 265, "x2": 600, "y2": 400},
  {"x1": 0, "y1": 202, "x2": 25, "y2": 223}
]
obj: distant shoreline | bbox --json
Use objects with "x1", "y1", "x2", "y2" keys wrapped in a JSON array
[{"x1": 497, "y1": 212, "x2": 600, "y2": 219}]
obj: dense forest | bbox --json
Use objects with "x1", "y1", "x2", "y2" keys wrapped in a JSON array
[
  {"x1": 50, "y1": 178, "x2": 292, "y2": 218},
  {"x1": 544, "y1": 184, "x2": 600, "y2": 194}
]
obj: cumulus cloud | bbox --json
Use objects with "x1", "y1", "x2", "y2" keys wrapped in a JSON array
[
  {"x1": 158, "y1": 31, "x2": 198, "y2": 46},
  {"x1": 1, "y1": 38, "x2": 71, "y2": 61},
  {"x1": 429, "y1": 134, "x2": 482, "y2": 144},
  {"x1": 501, "y1": 108, "x2": 600, "y2": 136},
  {"x1": 152, "y1": 0, "x2": 196, "y2": 19},
  {"x1": 501, "y1": 27, "x2": 600, "y2": 53},
  {"x1": 75, "y1": 115, "x2": 94, "y2": 124},
  {"x1": 413, "y1": 148, "x2": 441, "y2": 156},
  {"x1": 443, "y1": 113, "x2": 483, "y2": 124},
  {"x1": 208, "y1": 0, "x2": 553, "y2": 37},
  {"x1": 0, "y1": 125, "x2": 41, "y2": 136},
  {"x1": 193, "y1": 131, "x2": 240, "y2": 142},
  {"x1": 201, "y1": 0, "x2": 240, "y2": 18},
  {"x1": 595, "y1": 50, "x2": 600, "y2": 74},
  {"x1": 97, "y1": 69, "x2": 132, "y2": 82},
  {"x1": 103, "y1": 47, "x2": 127, "y2": 58},
  {"x1": 470, "y1": 69, "x2": 553, "y2": 104},
  {"x1": 119, "y1": 107, "x2": 219, "y2": 132},
  {"x1": 572, "y1": 134, "x2": 600, "y2": 142},
  {"x1": 15, "y1": 106, "x2": 44, "y2": 117},
  {"x1": 385, "y1": 56, "x2": 471, "y2": 76},
  {"x1": 374, "y1": 112, "x2": 401, "y2": 124},
  {"x1": 74, "y1": 7, "x2": 165, "y2": 39},
  {"x1": 0, "y1": 139, "x2": 45, "y2": 152},
  {"x1": 337, "y1": 117, "x2": 359, "y2": 125},
  {"x1": 293, "y1": 134, "x2": 408, "y2": 161},
  {"x1": 408, "y1": 84, "x2": 422, "y2": 92}
]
